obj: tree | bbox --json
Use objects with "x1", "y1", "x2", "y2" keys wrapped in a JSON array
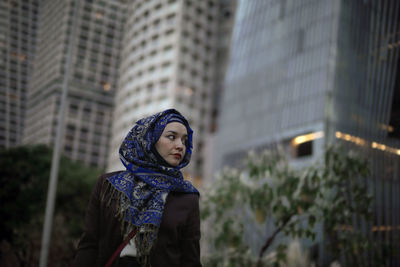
[
  {"x1": 0, "y1": 145, "x2": 101, "y2": 267},
  {"x1": 201, "y1": 146, "x2": 381, "y2": 266}
]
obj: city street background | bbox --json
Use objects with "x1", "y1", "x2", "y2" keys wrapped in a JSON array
[{"x1": 0, "y1": 0, "x2": 399, "y2": 266}]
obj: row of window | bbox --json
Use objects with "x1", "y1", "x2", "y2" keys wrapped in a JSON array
[
  {"x1": 128, "y1": 11, "x2": 214, "y2": 50},
  {"x1": 129, "y1": 13, "x2": 177, "y2": 41},
  {"x1": 116, "y1": 95, "x2": 170, "y2": 122},
  {"x1": 124, "y1": 46, "x2": 211, "y2": 82},
  {"x1": 9, "y1": 21, "x2": 37, "y2": 35},
  {"x1": 74, "y1": 52, "x2": 114, "y2": 71},
  {"x1": 128, "y1": 29, "x2": 213, "y2": 63},
  {"x1": 0, "y1": 135, "x2": 18, "y2": 144},
  {"x1": 132, "y1": 0, "x2": 177, "y2": 18},
  {"x1": 73, "y1": 70, "x2": 113, "y2": 88},
  {"x1": 118, "y1": 77, "x2": 170, "y2": 102},
  {"x1": 69, "y1": 102, "x2": 109, "y2": 115},
  {"x1": 82, "y1": 1, "x2": 122, "y2": 19},
  {"x1": 69, "y1": 104, "x2": 109, "y2": 119},
  {"x1": 124, "y1": 59, "x2": 173, "y2": 84},
  {"x1": 63, "y1": 142, "x2": 105, "y2": 167},
  {"x1": 7, "y1": 33, "x2": 36, "y2": 48},
  {"x1": 185, "y1": 0, "x2": 216, "y2": 10},
  {"x1": 9, "y1": 4, "x2": 38, "y2": 18},
  {"x1": 0, "y1": 115, "x2": 21, "y2": 126},
  {"x1": 79, "y1": 29, "x2": 116, "y2": 45},
  {"x1": 1, "y1": 77, "x2": 28, "y2": 88},
  {"x1": 129, "y1": 28, "x2": 175, "y2": 57},
  {"x1": 124, "y1": 44, "x2": 173, "y2": 77},
  {"x1": 66, "y1": 123, "x2": 107, "y2": 137}
]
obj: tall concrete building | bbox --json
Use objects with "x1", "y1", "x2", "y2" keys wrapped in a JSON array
[
  {"x1": 214, "y1": 0, "x2": 399, "y2": 265},
  {"x1": 107, "y1": 0, "x2": 235, "y2": 182},
  {"x1": 0, "y1": 0, "x2": 39, "y2": 148},
  {"x1": 22, "y1": 0, "x2": 126, "y2": 168}
]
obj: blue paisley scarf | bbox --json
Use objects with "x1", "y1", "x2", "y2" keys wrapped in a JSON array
[{"x1": 103, "y1": 109, "x2": 199, "y2": 266}]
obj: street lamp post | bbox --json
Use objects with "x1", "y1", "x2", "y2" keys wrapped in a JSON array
[{"x1": 39, "y1": 1, "x2": 79, "y2": 266}]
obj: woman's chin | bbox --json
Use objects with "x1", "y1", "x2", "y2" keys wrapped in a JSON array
[{"x1": 166, "y1": 158, "x2": 180, "y2": 167}]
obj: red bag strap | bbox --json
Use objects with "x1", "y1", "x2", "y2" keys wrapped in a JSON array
[{"x1": 104, "y1": 228, "x2": 138, "y2": 267}]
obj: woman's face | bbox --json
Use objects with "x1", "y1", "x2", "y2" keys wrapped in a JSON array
[{"x1": 155, "y1": 122, "x2": 188, "y2": 167}]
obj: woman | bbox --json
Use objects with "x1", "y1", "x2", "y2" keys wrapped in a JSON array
[{"x1": 74, "y1": 109, "x2": 201, "y2": 267}]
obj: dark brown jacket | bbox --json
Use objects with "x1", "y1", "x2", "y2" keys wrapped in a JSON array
[{"x1": 74, "y1": 172, "x2": 202, "y2": 267}]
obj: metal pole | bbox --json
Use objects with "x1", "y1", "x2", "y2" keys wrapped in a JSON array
[{"x1": 39, "y1": 1, "x2": 79, "y2": 266}]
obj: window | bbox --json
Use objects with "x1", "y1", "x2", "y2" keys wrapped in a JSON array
[
  {"x1": 166, "y1": 13, "x2": 176, "y2": 25},
  {"x1": 147, "y1": 83, "x2": 154, "y2": 92},
  {"x1": 150, "y1": 50, "x2": 157, "y2": 57},
  {"x1": 294, "y1": 141, "x2": 312, "y2": 157},
  {"x1": 69, "y1": 104, "x2": 78, "y2": 114},
  {"x1": 80, "y1": 128, "x2": 89, "y2": 140},
  {"x1": 153, "y1": 19, "x2": 161, "y2": 29},
  {"x1": 160, "y1": 79, "x2": 169, "y2": 88},
  {"x1": 165, "y1": 29, "x2": 174, "y2": 36},
  {"x1": 164, "y1": 45, "x2": 173, "y2": 51},
  {"x1": 196, "y1": 7, "x2": 203, "y2": 15},
  {"x1": 151, "y1": 35, "x2": 159, "y2": 46},
  {"x1": 162, "y1": 61, "x2": 171, "y2": 68},
  {"x1": 291, "y1": 137, "x2": 313, "y2": 158}
]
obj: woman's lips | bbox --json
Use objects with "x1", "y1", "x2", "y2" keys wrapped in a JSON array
[{"x1": 173, "y1": 154, "x2": 182, "y2": 159}]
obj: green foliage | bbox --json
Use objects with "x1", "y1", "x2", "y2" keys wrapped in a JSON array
[
  {"x1": 201, "y1": 146, "x2": 378, "y2": 267},
  {"x1": 0, "y1": 145, "x2": 101, "y2": 266}
]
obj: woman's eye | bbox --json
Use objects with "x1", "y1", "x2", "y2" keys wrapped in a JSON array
[{"x1": 167, "y1": 135, "x2": 175, "y2": 140}]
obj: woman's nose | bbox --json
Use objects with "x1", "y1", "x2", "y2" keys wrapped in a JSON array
[{"x1": 175, "y1": 140, "x2": 184, "y2": 150}]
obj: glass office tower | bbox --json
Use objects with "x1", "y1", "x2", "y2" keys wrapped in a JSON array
[
  {"x1": 215, "y1": 0, "x2": 336, "y2": 168},
  {"x1": 215, "y1": 0, "x2": 399, "y2": 265},
  {"x1": 332, "y1": 1, "x2": 400, "y2": 265}
]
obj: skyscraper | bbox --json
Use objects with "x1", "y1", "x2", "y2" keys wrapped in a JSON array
[
  {"x1": 215, "y1": 0, "x2": 335, "y2": 168},
  {"x1": 214, "y1": 0, "x2": 399, "y2": 265},
  {"x1": 0, "y1": 0, "x2": 39, "y2": 148},
  {"x1": 22, "y1": 0, "x2": 126, "y2": 168},
  {"x1": 332, "y1": 1, "x2": 399, "y2": 265},
  {"x1": 107, "y1": 0, "x2": 235, "y2": 182}
]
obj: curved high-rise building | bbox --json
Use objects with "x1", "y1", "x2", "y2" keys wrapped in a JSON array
[{"x1": 107, "y1": 0, "x2": 235, "y2": 183}]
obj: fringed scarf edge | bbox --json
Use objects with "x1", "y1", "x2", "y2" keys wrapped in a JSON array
[{"x1": 100, "y1": 178, "x2": 158, "y2": 267}]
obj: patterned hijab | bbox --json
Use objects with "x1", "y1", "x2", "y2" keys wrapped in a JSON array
[{"x1": 104, "y1": 109, "x2": 199, "y2": 266}]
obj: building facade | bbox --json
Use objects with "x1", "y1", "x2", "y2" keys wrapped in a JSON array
[
  {"x1": 214, "y1": 0, "x2": 399, "y2": 265},
  {"x1": 0, "y1": 0, "x2": 39, "y2": 148},
  {"x1": 214, "y1": 0, "x2": 336, "y2": 169},
  {"x1": 107, "y1": 0, "x2": 235, "y2": 182},
  {"x1": 22, "y1": 0, "x2": 126, "y2": 168},
  {"x1": 332, "y1": 1, "x2": 400, "y2": 265}
]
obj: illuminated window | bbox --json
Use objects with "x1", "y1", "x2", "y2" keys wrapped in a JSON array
[
  {"x1": 103, "y1": 82, "x2": 111, "y2": 91},
  {"x1": 290, "y1": 132, "x2": 324, "y2": 158},
  {"x1": 293, "y1": 141, "x2": 312, "y2": 158}
]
